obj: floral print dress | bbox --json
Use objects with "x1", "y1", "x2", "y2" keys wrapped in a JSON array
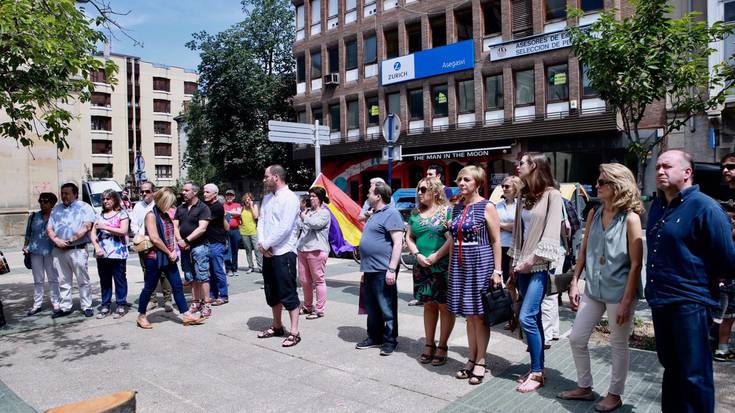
[{"x1": 409, "y1": 206, "x2": 451, "y2": 304}]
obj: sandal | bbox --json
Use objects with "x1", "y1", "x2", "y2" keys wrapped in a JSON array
[
  {"x1": 516, "y1": 370, "x2": 531, "y2": 383},
  {"x1": 431, "y1": 345, "x2": 449, "y2": 366},
  {"x1": 257, "y1": 325, "x2": 285, "y2": 338},
  {"x1": 136, "y1": 315, "x2": 152, "y2": 329},
  {"x1": 299, "y1": 307, "x2": 312, "y2": 315},
  {"x1": 455, "y1": 360, "x2": 475, "y2": 379},
  {"x1": 182, "y1": 314, "x2": 205, "y2": 326},
  {"x1": 468, "y1": 363, "x2": 486, "y2": 385},
  {"x1": 305, "y1": 312, "x2": 323, "y2": 320},
  {"x1": 418, "y1": 344, "x2": 436, "y2": 364},
  {"x1": 516, "y1": 373, "x2": 544, "y2": 393},
  {"x1": 282, "y1": 332, "x2": 301, "y2": 347}
]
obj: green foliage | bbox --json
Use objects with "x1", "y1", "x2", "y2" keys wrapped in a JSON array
[
  {"x1": 0, "y1": 0, "x2": 118, "y2": 150},
  {"x1": 184, "y1": 0, "x2": 313, "y2": 187}
]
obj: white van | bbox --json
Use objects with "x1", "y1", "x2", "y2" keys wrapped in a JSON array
[{"x1": 82, "y1": 180, "x2": 124, "y2": 214}]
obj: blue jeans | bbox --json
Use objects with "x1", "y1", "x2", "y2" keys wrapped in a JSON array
[
  {"x1": 180, "y1": 244, "x2": 209, "y2": 282},
  {"x1": 517, "y1": 271, "x2": 547, "y2": 372},
  {"x1": 225, "y1": 229, "x2": 240, "y2": 272},
  {"x1": 97, "y1": 258, "x2": 127, "y2": 307},
  {"x1": 139, "y1": 259, "x2": 188, "y2": 314},
  {"x1": 652, "y1": 302, "x2": 714, "y2": 413},
  {"x1": 208, "y1": 242, "x2": 228, "y2": 299},
  {"x1": 363, "y1": 271, "x2": 398, "y2": 346}
]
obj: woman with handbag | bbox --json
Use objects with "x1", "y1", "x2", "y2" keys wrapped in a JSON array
[
  {"x1": 447, "y1": 166, "x2": 502, "y2": 385},
  {"x1": 406, "y1": 177, "x2": 454, "y2": 366},
  {"x1": 22, "y1": 192, "x2": 60, "y2": 316},
  {"x1": 557, "y1": 163, "x2": 643, "y2": 412},
  {"x1": 496, "y1": 176, "x2": 523, "y2": 330},
  {"x1": 509, "y1": 152, "x2": 563, "y2": 393},
  {"x1": 296, "y1": 187, "x2": 331, "y2": 320},
  {"x1": 137, "y1": 188, "x2": 203, "y2": 329}
]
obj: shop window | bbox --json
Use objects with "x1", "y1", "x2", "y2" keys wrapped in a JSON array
[
  {"x1": 407, "y1": 22, "x2": 422, "y2": 53},
  {"x1": 581, "y1": 0, "x2": 604, "y2": 13},
  {"x1": 366, "y1": 96, "x2": 380, "y2": 126},
  {"x1": 514, "y1": 70, "x2": 535, "y2": 106},
  {"x1": 311, "y1": 50, "x2": 322, "y2": 79},
  {"x1": 387, "y1": 92, "x2": 401, "y2": 116},
  {"x1": 311, "y1": 0, "x2": 321, "y2": 24},
  {"x1": 330, "y1": 104, "x2": 341, "y2": 131},
  {"x1": 455, "y1": 8, "x2": 474, "y2": 41},
  {"x1": 296, "y1": 54, "x2": 306, "y2": 82},
  {"x1": 432, "y1": 85, "x2": 449, "y2": 117},
  {"x1": 430, "y1": 15, "x2": 446, "y2": 48},
  {"x1": 457, "y1": 79, "x2": 475, "y2": 114},
  {"x1": 546, "y1": 0, "x2": 566, "y2": 21},
  {"x1": 547, "y1": 64, "x2": 568, "y2": 102},
  {"x1": 312, "y1": 107, "x2": 323, "y2": 124},
  {"x1": 385, "y1": 29, "x2": 399, "y2": 59},
  {"x1": 409, "y1": 89, "x2": 424, "y2": 120},
  {"x1": 581, "y1": 64, "x2": 599, "y2": 97},
  {"x1": 155, "y1": 165, "x2": 172, "y2": 179},
  {"x1": 328, "y1": 46, "x2": 339, "y2": 74},
  {"x1": 363, "y1": 35, "x2": 377, "y2": 64},
  {"x1": 91, "y1": 140, "x2": 112, "y2": 155},
  {"x1": 483, "y1": 1, "x2": 502, "y2": 36},
  {"x1": 512, "y1": 0, "x2": 533, "y2": 39},
  {"x1": 328, "y1": 0, "x2": 338, "y2": 17},
  {"x1": 485, "y1": 74, "x2": 504, "y2": 110},
  {"x1": 347, "y1": 100, "x2": 359, "y2": 129},
  {"x1": 155, "y1": 143, "x2": 172, "y2": 157},
  {"x1": 346, "y1": 40, "x2": 358, "y2": 70},
  {"x1": 92, "y1": 164, "x2": 113, "y2": 178}
]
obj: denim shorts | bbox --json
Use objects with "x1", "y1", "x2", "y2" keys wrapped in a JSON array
[{"x1": 182, "y1": 244, "x2": 210, "y2": 282}]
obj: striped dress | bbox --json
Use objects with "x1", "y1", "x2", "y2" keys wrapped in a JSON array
[{"x1": 448, "y1": 199, "x2": 493, "y2": 316}]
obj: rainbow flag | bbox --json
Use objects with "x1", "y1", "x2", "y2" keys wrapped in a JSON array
[{"x1": 312, "y1": 173, "x2": 363, "y2": 254}]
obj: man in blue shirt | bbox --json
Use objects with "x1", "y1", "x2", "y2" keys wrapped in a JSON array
[{"x1": 646, "y1": 150, "x2": 735, "y2": 413}]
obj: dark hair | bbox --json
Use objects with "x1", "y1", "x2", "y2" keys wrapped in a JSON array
[
  {"x1": 101, "y1": 189, "x2": 121, "y2": 211},
  {"x1": 309, "y1": 186, "x2": 330, "y2": 205},
  {"x1": 140, "y1": 181, "x2": 156, "y2": 192},
  {"x1": 300, "y1": 194, "x2": 310, "y2": 206},
  {"x1": 427, "y1": 164, "x2": 443, "y2": 178},
  {"x1": 183, "y1": 181, "x2": 200, "y2": 193},
  {"x1": 520, "y1": 152, "x2": 556, "y2": 203},
  {"x1": 372, "y1": 183, "x2": 393, "y2": 204},
  {"x1": 39, "y1": 192, "x2": 58, "y2": 205},
  {"x1": 269, "y1": 164, "x2": 287, "y2": 182},
  {"x1": 61, "y1": 182, "x2": 79, "y2": 196},
  {"x1": 722, "y1": 153, "x2": 735, "y2": 165}
]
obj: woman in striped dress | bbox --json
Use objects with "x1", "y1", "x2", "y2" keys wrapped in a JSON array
[{"x1": 448, "y1": 165, "x2": 503, "y2": 385}]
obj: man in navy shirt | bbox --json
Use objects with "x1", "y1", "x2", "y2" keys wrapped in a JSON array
[{"x1": 646, "y1": 150, "x2": 735, "y2": 413}]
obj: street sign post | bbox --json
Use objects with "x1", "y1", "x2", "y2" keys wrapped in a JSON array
[
  {"x1": 268, "y1": 120, "x2": 330, "y2": 177},
  {"x1": 134, "y1": 153, "x2": 146, "y2": 184},
  {"x1": 382, "y1": 114, "x2": 401, "y2": 187}
]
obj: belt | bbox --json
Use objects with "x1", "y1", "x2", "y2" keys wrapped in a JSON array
[{"x1": 57, "y1": 244, "x2": 88, "y2": 250}]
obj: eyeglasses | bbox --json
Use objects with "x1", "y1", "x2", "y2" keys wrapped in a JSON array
[
  {"x1": 418, "y1": 187, "x2": 428, "y2": 194},
  {"x1": 597, "y1": 179, "x2": 613, "y2": 187},
  {"x1": 723, "y1": 164, "x2": 735, "y2": 171},
  {"x1": 38, "y1": 199, "x2": 51, "y2": 204},
  {"x1": 140, "y1": 190, "x2": 152, "y2": 194}
]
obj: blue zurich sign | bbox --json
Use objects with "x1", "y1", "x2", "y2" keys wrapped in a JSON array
[{"x1": 381, "y1": 40, "x2": 475, "y2": 86}]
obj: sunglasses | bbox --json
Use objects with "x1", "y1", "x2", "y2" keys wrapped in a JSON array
[
  {"x1": 418, "y1": 187, "x2": 428, "y2": 194},
  {"x1": 501, "y1": 185, "x2": 511, "y2": 189},
  {"x1": 723, "y1": 164, "x2": 735, "y2": 171},
  {"x1": 140, "y1": 190, "x2": 152, "y2": 194},
  {"x1": 597, "y1": 179, "x2": 613, "y2": 187},
  {"x1": 38, "y1": 199, "x2": 51, "y2": 204}
]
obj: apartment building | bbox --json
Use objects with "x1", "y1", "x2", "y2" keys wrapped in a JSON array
[
  {"x1": 706, "y1": 0, "x2": 735, "y2": 160},
  {"x1": 290, "y1": 0, "x2": 666, "y2": 201}
]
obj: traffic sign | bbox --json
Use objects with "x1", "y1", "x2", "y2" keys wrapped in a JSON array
[
  {"x1": 382, "y1": 145, "x2": 402, "y2": 161},
  {"x1": 382, "y1": 114, "x2": 401, "y2": 143},
  {"x1": 268, "y1": 120, "x2": 330, "y2": 145}
]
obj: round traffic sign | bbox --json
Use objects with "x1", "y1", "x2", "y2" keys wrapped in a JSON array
[{"x1": 382, "y1": 114, "x2": 401, "y2": 144}]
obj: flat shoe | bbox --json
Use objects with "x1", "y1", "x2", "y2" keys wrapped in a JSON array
[
  {"x1": 282, "y1": 332, "x2": 301, "y2": 347},
  {"x1": 557, "y1": 390, "x2": 595, "y2": 401},
  {"x1": 257, "y1": 326, "x2": 285, "y2": 338},
  {"x1": 594, "y1": 399, "x2": 623, "y2": 412}
]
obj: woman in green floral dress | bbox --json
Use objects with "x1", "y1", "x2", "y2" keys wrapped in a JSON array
[{"x1": 406, "y1": 176, "x2": 455, "y2": 366}]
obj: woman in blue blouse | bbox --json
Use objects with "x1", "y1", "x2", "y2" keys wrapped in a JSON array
[{"x1": 22, "y1": 192, "x2": 59, "y2": 316}]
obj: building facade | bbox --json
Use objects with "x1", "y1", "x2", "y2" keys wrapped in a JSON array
[
  {"x1": 706, "y1": 0, "x2": 735, "y2": 161},
  {"x1": 290, "y1": 0, "x2": 657, "y2": 202}
]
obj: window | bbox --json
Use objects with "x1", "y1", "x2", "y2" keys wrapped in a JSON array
[
  {"x1": 431, "y1": 15, "x2": 446, "y2": 48},
  {"x1": 455, "y1": 9, "x2": 474, "y2": 41},
  {"x1": 155, "y1": 143, "x2": 172, "y2": 157},
  {"x1": 387, "y1": 92, "x2": 400, "y2": 116},
  {"x1": 432, "y1": 85, "x2": 449, "y2": 117},
  {"x1": 91, "y1": 92, "x2": 111, "y2": 107},
  {"x1": 297, "y1": 54, "x2": 306, "y2": 82},
  {"x1": 485, "y1": 74, "x2": 504, "y2": 110},
  {"x1": 90, "y1": 68, "x2": 107, "y2": 83},
  {"x1": 346, "y1": 0, "x2": 357, "y2": 12},
  {"x1": 184, "y1": 82, "x2": 197, "y2": 95},
  {"x1": 297, "y1": 110, "x2": 307, "y2": 123},
  {"x1": 347, "y1": 100, "x2": 359, "y2": 129},
  {"x1": 328, "y1": 0, "x2": 338, "y2": 17},
  {"x1": 363, "y1": 35, "x2": 377, "y2": 64},
  {"x1": 153, "y1": 99, "x2": 171, "y2": 113},
  {"x1": 409, "y1": 89, "x2": 424, "y2": 120},
  {"x1": 546, "y1": 0, "x2": 566, "y2": 21},
  {"x1": 457, "y1": 80, "x2": 475, "y2": 114},
  {"x1": 366, "y1": 96, "x2": 379, "y2": 126},
  {"x1": 581, "y1": 0, "x2": 604, "y2": 13},
  {"x1": 91, "y1": 116, "x2": 111, "y2": 131},
  {"x1": 328, "y1": 46, "x2": 339, "y2": 73},
  {"x1": 329, "y1": 104, "x2": 341, "y2": 131},
  {"x1": 407, "y1": 22, "x2": 422, "y2": 54},
  {"x1": 547, "y1": 64, "x2": 568, "y2": 102},
  {"x1": 155, "y1": 165, "x2": 173, "y2": 179},
  {"x1": 92, "y1": 164, "x2": 113, "y2": 178},
  {"x1": 91, "y1": 140, "x2": 112, "y2": 155},
  {"x1": 512, "y1": 0, "x2": 533, "y2": 39},
  {"x1": 296, "y1": 5, "x2": 305, "y2": 29},
  {"x1": 311, "y1": 0, "x2": 321, "y2": 24},
  {"x1": 515, "y1": 70, "x2": 535, "y2": 106},
  {"x1": 346, "y1": 40, "x2": 358, "y2": 70},
  {"x1": 385, "y1": 29, "x2": 399, "y2": 59},
  {"x1": 311, "y1": 50, "x2": 322, "y2": 79},
  {"x1": 581, "y1": 64, "x2": 598, "y2": 97},
  {"x1": 152, "y1": 77, "x2": 170, "y2": 92},
  {"x1": 483, "y1": 1, "x2": 502, "y2": 36},
  {"x1": 154, "y1": 121, "x2": 171, "y2": 135},
  {"x1": 312, "y1": 107, "x2": 323, "y2": 124}
]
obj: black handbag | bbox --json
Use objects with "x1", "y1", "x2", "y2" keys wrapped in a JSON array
[
  {"x1": 23, "y1": 253, "x2": 31, "y2": 270},
  {"x1": 483, "y1": 285, "x2": 514, "y2": 327},
  {"x1": 0, "y1": 250, "x2": 10, "y2": 275}
]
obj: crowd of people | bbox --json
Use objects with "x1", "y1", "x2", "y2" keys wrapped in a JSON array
[{"x1": 4, "y1": 149, "x2": 735, "y2": 413}]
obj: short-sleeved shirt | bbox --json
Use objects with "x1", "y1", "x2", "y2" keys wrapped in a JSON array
[
  {"x1": 495, "y1": 199, "x2": 516, "y2": 248},
  {"x1": 205, "y1": 200, "x2": 226, "y2": 244},
  {"x1": 96, "y1": 210, "x2": 129, "y2": 259},
  {"x1": 174, "y1": 199, "x2": 211, "y2": 247},
  {"x1": 223, "y1": 202, "x2": 242, "y2": 229},
  {"x1": 26, "y1": 212, "x2": 53, "y2": 255},
  {"x1": 359, "y1": 205, "x2": 405, "y2": 273},
  {"x1": 48, "y1": 200, "x2": 96, "y2": 246}
]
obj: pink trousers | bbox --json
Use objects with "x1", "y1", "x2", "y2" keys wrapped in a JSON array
[{"x1": 297, "y1": 250, "x2": 328, "y2": 314}]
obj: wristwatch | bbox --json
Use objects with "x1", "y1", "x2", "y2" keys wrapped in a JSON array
[
  {"x1": 184, "y1": 237, "x2": 191, "y2": 245},
  {"x1": 387, "y1": 268, "x2": 396, "y2": 274}
]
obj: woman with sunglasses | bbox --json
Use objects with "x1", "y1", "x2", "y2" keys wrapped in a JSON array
[
  {"x1": 557, "y1": 163, "x2": 643, "y2": 412},
  {"x1": 406, "y1": 177, "x2": 454, "y2": 366},
  {"x1": 509, "y1": 152, "x2": 563, "y2": 393},
  {"x1": 497, "y1": 176, "x2": 523, "y2": 329},
  {"x1": 448, "y1": 166, "x2": 502, "y2": 385},
  {"x1": 90, "y1": 189, "x2": 130, "y2": 319},
  {"x1": 22, "y1": 192, "x2": 60, "y2": 316}
]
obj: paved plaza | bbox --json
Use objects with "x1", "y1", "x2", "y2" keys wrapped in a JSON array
[{"x1": 0, "y1": 248, "x2": 733, "y2": 412}]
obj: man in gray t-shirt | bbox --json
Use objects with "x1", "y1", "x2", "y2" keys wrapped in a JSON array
[{"x1": 356, "y1": 183, "x2": 404, "y2": 356}]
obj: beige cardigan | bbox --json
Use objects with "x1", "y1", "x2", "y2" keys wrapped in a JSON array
[{"x1": 508, "y1": 188, "x2": 563, "y2": 273}]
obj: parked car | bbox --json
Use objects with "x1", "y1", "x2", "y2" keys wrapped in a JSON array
[{"x1": 82, "y1": 180, "x2": 124, "y2": 215}]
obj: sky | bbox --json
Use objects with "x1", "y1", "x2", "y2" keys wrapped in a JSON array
[{"x1": 84, "y1": 0, "x2": 248, "y2": 71}]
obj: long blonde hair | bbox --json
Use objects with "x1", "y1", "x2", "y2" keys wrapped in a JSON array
[
  {"x1": 599, "y1": 163, "x2": 644, "y2": 215},
  {"x1": 415, "y1": 177, "x2": 447, "y2": 213}
]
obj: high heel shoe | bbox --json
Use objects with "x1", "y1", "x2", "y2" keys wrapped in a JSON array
[{"x1": 469, "y1": 363, "x2": 486, "y2": 385}]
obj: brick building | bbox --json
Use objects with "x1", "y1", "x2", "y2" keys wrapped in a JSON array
[{"x1": 291, "y1": 0, "x2": 660, "y2": 201}]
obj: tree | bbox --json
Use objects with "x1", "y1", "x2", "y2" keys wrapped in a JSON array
[
  {"x1": 0, "y1": 0, "x2": 118, "y2": 150},
  {"x1": 184, "y1": 0, "x2": 312, "y2": 187},
  {"x1": 567, "y1": 0, "x2": 735, "y2": 187}
]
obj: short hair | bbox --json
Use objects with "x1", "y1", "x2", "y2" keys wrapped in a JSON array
[
  {"x1": 154, "y1": 188, "x2": 177, "y2": 212},
  {"x1": 268, "y1": 164, "x2": 287, "y2": 182},
  {"x1": 370, "y1": 177, "x2": 386, "y2": 186},
  {"x1": 309, "y1": 186, "x2": 330, "y2": 205},
  {"x1": 101, "y1": 189, "x2": 121, "y2": 211},
  {"x1": 183, "y1": 181, "x2": 200, "y2": 194},
  {"x1": 426, "y1": 164, "x2": 443, "y2": 178},
  {"x1": 722, "y1": 152, "x2": 735, "y2": 165},
  {"x1": 501, "y1": 175, "x2": 523, "y2": 199},
  {"x1": 371, "y1": 182, "x2": 393, "y2": 204},
  {"x1": 39, "y1": 192, "x2": 58, "y2": 205},
  {"x1": 61, "y1": 182, "x2": 79, "y2": 196},
  {"x1": 140, "y1": 181, "x2": 156, "y2": 192},
  {"x1": 455, "y1": 165, "x2": 486, "y2": 192},
  {"x1": 204, "y1": 183, "x2": 219, "y2": 195}
]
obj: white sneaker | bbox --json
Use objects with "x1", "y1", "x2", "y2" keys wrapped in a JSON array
[{"x1": 245, "y1": 268, "x2": 253, "y2": 274}]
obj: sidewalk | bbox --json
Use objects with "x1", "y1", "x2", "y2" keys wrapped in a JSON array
[{"x1": 0, "y1": 250, "x2": 732, "y2": 412}]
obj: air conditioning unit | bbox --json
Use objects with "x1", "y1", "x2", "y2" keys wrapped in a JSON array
[{"x1": 323, "y1": 73, "x2": 339, "y2": 86}]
